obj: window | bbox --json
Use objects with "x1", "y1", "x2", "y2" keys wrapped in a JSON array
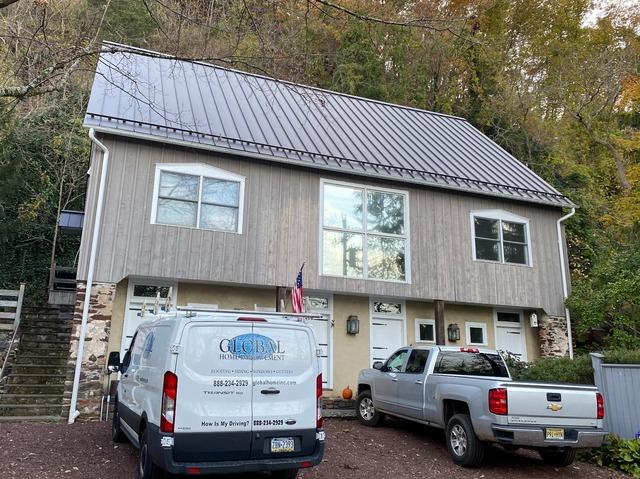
[
  {"x1": 405, "y1": 349, "x2": 429, "y2": 374},
  {"x1": 384, "y1": 349, "x2": 408, "y2": 372},
  {"x1": 496, "y1": 311, "x2": 521, "y2": 323},
  {"x1": 151, "y1": 163, "x2": 245, "y2": 233},
  {"x1": 433, "y1": 351, "x2": 509, "y2": 378},
  {"x1": 471, "y1": 210, "x2": 531, "y2": 265},
  {"x1": 321, "y1": 181, "x2": 409, "y2": 281},
  {"x1": 415, "y1": 319, "x2": 435, "y2": 343},
  {"x1": 465, "y1": 322, "x2": 488, "y2": 346}
]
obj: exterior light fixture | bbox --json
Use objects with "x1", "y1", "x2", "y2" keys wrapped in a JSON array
[
  {"x1": 347, "y1": 315, "x2": 359, "y2": 335},
  {"x1": 447, "y1": 323, "x2": 460, "y2": 342}
]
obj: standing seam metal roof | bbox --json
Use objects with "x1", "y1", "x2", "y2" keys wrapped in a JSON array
[{"x1": 84, "y1": 43, "x2": 573, "y2": 207}]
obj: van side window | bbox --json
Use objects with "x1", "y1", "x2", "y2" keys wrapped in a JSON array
[
  {"x1": 405, "y1": 349, "x2": 429, "y2": 374},
  {"x1": 121, "y1": 333, "x2": 137, "y2": 373}
]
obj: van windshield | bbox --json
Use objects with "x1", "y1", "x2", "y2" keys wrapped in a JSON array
[{"x1": 433, "y1": 351, "x2": 509, "y2": 378}]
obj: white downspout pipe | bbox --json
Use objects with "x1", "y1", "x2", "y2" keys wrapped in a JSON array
[
  {"x1": 68, "y1": 128, "x2": 110, "y2": 424},
  {"x1": 556, "y1": 207, "x2": 576, "y2": 359}
]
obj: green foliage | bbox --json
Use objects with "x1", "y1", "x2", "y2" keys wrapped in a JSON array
[
  {"x1": 510, "y1": 354, "x2": 595, "y2": 385},
  {"x1": 583, "y1": 436, "x2": 640, "y2": 478},
  {"x1": 602, "y1": 350, "x2": 640, "y2": 365}
]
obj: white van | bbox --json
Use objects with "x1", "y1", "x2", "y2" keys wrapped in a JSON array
[{"x1": 107, "y1": 309, "x2": 326, "y2": 479}]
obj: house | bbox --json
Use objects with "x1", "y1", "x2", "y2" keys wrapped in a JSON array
[{"x1": 64, "y1": 42, "x2": 576, "y2": 418}]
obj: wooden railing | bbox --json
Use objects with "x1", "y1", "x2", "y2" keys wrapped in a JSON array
[{"x1": 0, "y1": 283, "x2": 26, "y2": 383}]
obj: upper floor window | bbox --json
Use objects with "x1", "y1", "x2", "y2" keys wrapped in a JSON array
[
  {"x1": 151, "y1": 163, "x2": 245, "y2": 233},
  {"x1": 320, "y1": 180, "x2": 409, "y2": 281},
  {"x1": 471, "y1": 210, "x2": 531, "y2": 266}
]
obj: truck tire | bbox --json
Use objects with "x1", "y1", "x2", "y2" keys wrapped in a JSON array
[
  {"x1": 139, "y1": 426, "x2": 164, "y2": 479},
  {"x1": 445, "y1": 414, "x2": 485, "y2": 467},
  {"x1": 111, "y1": 400, "x2": 126, "y2": 443},
  {"x1": 356, "y1": 390, "x2": 385, "y2": 427},
  {"x1": 539, "y1": 448, "x2": 577, "y2": 467},
  {"x1": 271, "y1": 468, "x2": 299, "y2": 478}
]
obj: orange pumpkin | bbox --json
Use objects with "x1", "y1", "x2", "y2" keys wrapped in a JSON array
[{"x1": 342, "y1": 385, "x2": 353, "y2": 400}]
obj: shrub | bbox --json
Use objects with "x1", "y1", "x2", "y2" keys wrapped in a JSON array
[
  {"x1": 507, "y1": 354, "x2": 594, "y2": 385},
  {"x1": 603, "y1": 349, "x2": 640, "y2": 365},
  {"x1": 583, "y1": 436, "x2": 640, "y2": 478}
]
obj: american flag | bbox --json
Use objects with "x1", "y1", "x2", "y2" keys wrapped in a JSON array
[{"x1": 291, "y1": 265, "x2": 304, "y2": 313}]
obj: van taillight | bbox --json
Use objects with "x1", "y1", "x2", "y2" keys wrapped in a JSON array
[
  {"x1": 596, "y1": 392, "x2": 604, "y2": 419},
  {"x1": 161, "y1": 371, "x2": 178, "y2": 433},
  {"x1": 489, "y1": 388, "x2": 508, "y2": 415},
  {"x1": 316, "y1": 373, "x2": 323, "y2": 429}
]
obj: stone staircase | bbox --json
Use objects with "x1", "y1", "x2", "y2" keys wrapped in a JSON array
[{"x1": 0, "y1": 306, "x2": 73, "y2": 422}]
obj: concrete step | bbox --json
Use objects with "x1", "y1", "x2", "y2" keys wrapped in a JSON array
[
  {"x1": 0, "y1": 415, "x2": 62, "y2": 422},
  {"x1": 14, "y1": 355, "x2": 68, "y2": 365},
  {"x1": 19, "y1": 326, "x2": 73, "y2": 336},
  {"x1": 0, "y1": 404, "x2": 63, "y2": 416},
  {"x1": 17, "y1": 341, "x2": 70, "y2": 351},
  {"x1": 3, "y1": 384, "x2": 65, "y2": 395},
  {"x1": 7, "y1": 374, "x2": 67, "y2": 386},
  {"x1": 0, "y1": 394, "x2": 63, "y2": 405},
  {"x1": 20, "y1": 332, "x2": 72, "y2": 342},
  {"x1": 11, "y1": 364, "x2": 66, "y2": 375}
]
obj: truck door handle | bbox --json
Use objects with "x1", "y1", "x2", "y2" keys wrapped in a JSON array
[
  {"x1": 391, "y1": 378, "x2": 398, "y2": 382},
  {"x1": 415, "y1": 380, "x2": 423, "y2": 385},
  {"x1": 261, "y1": 389, "x2": 280, "y2": 395}
]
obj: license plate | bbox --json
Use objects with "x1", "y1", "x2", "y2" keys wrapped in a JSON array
[
  {"x1": 271, "y1": 438, "x2": 295, "y2": 453},
  {"x1": 545, "y1": 428, "x2": 565, "y2": 440}
]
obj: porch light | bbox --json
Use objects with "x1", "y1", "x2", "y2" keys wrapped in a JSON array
[
  {"x1": 346, "y1": 315, "x2": 359, "y2": 335},
  {"x1": 447, "y1": 323, "x2": 460, "y2": 342}
]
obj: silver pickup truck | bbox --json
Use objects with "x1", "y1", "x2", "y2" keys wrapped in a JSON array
[{"x1": 356, "y1": 346, "x2": 607, "y2": 468}]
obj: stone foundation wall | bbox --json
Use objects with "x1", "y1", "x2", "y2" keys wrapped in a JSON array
[
  {"x1": 538, "y1": 315, "x2": 570, "y2": 357},
  {"x1": 63, "y1": 281, "x2": 116, "y2": 419}
]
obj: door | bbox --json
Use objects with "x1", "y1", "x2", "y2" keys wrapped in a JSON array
[
  {"x1": 118, "y1": 333, "x2": 138, "y2": 430},
  {"x1": 304, "y1": 294, "x2": 333, "y2": 389},
  {"x1": 395, "y1": 349, "x2": 430, "y2": 419},
  {"x1": 370, "y1": 299, "x2": 405, "y2": 365},
  {"x1": 494, "y1": 311, "x2": 527, "y2": 361},
  {"x1": 373, "y1": 348, "x2": 408, "y2": 413}
]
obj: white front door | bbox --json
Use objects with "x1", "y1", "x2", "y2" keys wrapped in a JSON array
[
  {"x1": 494, "y1": 310, "x2": 527, "y2": 361},
  {"x1": 370, "y1": 298, "x2": 406, "y2": 364},
  {"x1": 304, "y1": 294, "x2": 333, "y2": 389}
]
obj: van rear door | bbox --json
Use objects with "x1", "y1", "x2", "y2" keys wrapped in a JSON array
[
  {"x1": 172, "y1": 321, "x2": 253, "y2": 462},
  {"x1": 250, "y1": 322, "x2": 318, "y2": 459}
]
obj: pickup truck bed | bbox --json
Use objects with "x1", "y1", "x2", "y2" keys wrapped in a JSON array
[{"x1": 357, "y1": 346, "x2": 606, "y2": 468}]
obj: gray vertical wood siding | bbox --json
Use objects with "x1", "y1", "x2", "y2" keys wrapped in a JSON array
[{"x1": 78, "y1": 135, "x2": 569, "y2": 316}]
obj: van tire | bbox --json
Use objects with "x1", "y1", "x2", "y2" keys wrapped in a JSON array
[
  {"x1": 538, "y1": 448, "x2": 577, "y2": 467},
  {"x1": 356, "y1": 390, "x2": 384, "y2": 427},
  {"x1": 445, "y1": 414, "x2": 485, "y2": 467},
  {"x1": 111, "y1": 400, "x2": 126, "y2": 443},
  {"x1": 271, "y1": 468, "x2": 299, "y2": 478},
  {"x1": 139, "y1": 426, "x2": 163, "y2": 479}
]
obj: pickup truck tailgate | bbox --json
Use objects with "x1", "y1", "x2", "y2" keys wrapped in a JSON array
[{"x1": 506, "y1": 382, "x2": 599, "y2": 427}]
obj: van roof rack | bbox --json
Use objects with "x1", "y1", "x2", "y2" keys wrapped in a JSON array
[{"x1": 174, "y1": 307, "x2": 320, "y2": 318}]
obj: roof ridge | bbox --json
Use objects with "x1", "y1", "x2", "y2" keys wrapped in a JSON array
[{"x1": 100, "y1": 41, "x2": 467, "y2": 122}]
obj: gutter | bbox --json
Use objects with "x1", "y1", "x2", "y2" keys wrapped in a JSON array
[
  {"x1": 68, "y1": 128, "x2": 110, "y2": 424},
  {"x1": 556, "y1": 208, "x2": 576, "y2": 359}
]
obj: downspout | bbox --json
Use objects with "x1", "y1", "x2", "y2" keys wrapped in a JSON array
[
  {"x1": 68, "y1": 128, "x2": 110, "y2": 424},
  {"x1": 556, "y1": 207, "x2": 576, "y2": 359}
]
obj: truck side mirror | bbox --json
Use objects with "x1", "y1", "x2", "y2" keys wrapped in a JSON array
[
  {"x1": 107, "y1": 351, "x2": 121, "y2": 373},
  {"x1": 372, "y1": 361, "x2": 384, "y2": 370}
]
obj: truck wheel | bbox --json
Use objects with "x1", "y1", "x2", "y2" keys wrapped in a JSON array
[
  {"x1": 271, "y1": 469, "x2": 299, "y2": 478},
  {"x1": 356, "y1": 390, "x2": 384, "y2": 427},
  {"x1": 139, "y1": 426, "x2": 163, "y2": 479},
  {"x1": 111, "y1": 400, "x2": 126, "y2": 443},
  {"x1": 445, "y1": 414, "x2": 485, "y2": 467},
  {"x1": 539, "y1": 448, "x2": 576, "y2": 467}
]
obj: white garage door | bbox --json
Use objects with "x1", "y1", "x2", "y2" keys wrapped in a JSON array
[{"x1": 370, "y1": 299, "x2": 406, "y2": 364}]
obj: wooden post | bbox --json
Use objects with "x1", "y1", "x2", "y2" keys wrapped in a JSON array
[
  {"x1": 435, "y1": 300, "x2": 446, "y2": 345},
  {"x1": 275, "y1": 286, "x2": 287, "y2": 312}
]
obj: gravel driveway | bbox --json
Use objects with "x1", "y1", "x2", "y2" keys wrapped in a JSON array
[{"x1": 0, "y1": 418, "x2": 627, "y2": 479}]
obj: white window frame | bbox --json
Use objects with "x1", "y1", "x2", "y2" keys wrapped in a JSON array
[
  {"x1": 465, "y1": 321, "x2": 488, "y2": 347},
  {"x1": 470, "y1": 209, "x2": 532, "y2": 266},
  {"x1": 150, "y1": 163, "x2": 246, "y2": 233},
  {"x1": 319, "y1": 179, "x2": 411, "y2": 283},
  {"x1": 415, "y1": 318, "x2": 436, "y2": 344},
  {"x1": 369, "y1": 297, "x2": 407, "y2": 365},
  {"x1": 493, "y1": 309, "x2": 528, "y2": 362},
  {"x1": 304, "y1": 292, "x2": 334, "y2": 390}
]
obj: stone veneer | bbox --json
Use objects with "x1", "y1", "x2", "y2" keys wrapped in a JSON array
[
  {"x1": 63, "y1": 281, "x2": 116, "y2": 419},
  {"x1": 538, "y1": 315, "x2": 570, "y2": 357}
]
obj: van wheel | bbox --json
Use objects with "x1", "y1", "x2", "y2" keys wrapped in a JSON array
[
  {"x1": 539, "y1": 448, "x2": 576, "y2": 467},
  {"x1": 139, "y1": 427, "x2": 163, "y2": 479},
  {"x1": 111, "y1": 400, "x2": 126, "y2": 443},
  {"x1": 445, "y1": 414, "x2": 485, "y2": 467},
  {"x1": 271, "y1": 469, "x2": 299, "y2": 479},
  {"x1": 356, "y1": 390, "x2": 384, "y2": 427}
]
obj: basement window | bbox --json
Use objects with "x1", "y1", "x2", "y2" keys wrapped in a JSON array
[{"x1": 151, "y1": 163, "x2": 245, "y2": 233}]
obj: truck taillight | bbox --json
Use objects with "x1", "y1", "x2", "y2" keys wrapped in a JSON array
[
  {"x1": 489, "y1": 388, "x2": 508, "y2": 415},
  {"x1": 161, "y1": 371, "x2": 178, "y2": 433},
  {"x1": 316, "y1": 373, "x2": 323, "y2": 429},
  {"x1": 596, "y1": 392, "x2": 604, "y2": 419}
]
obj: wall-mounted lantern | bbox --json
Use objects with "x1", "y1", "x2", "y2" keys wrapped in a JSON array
[
  {"x1": 447, "y1": 323, "x2": 460, "y2": 342},
  {"x1": 347, "y1": 315, "x2": 359, "y2": 335}
]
